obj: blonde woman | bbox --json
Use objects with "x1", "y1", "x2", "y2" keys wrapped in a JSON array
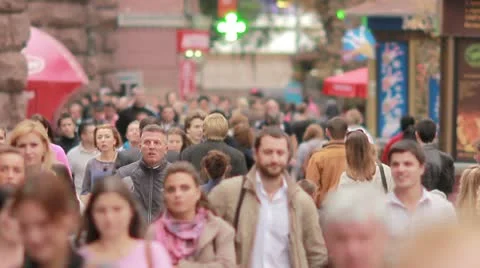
[
  {"x1": 456, "y1": 165, "x2": 480, "y2": 223},
  {"x1": 8, "y1": 120, "x2": 72, "y2": 186},
  {"x1": 337, "y1": 130, "x2": 394, "y2": 192}
]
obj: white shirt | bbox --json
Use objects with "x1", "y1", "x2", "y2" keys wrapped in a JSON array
[
  {"x1": 385, "y1": 188, "x2": 456, "y2": 239},
  {"x1": 67, "y1": 144, "x2": 98, "y2": 195},
  {"x1": 251, "y1": 172, "x2": 291, "y2": 268}
]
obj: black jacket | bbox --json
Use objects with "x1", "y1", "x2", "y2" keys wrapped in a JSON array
[
  {"x1": 116, "y1": 105, "x2": 156, "y2": 139},
  {"x1": 180, "y1": 140, "x2": 248, "y2": 177},
  {"x1": 422, "y1": 144, "x2": 455, "y2": 195},
  {"x1": 55, "y1": 136, "x2": 79, "y2": 154}
]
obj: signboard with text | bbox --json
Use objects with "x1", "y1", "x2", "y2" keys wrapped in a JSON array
[
  {"x1": 443, "y1": 0, "x2": 480, "y2": 37},
  {"x1": 454, "y1": 38, "x2": 480, "y2": 161},
  {"x1": 176, "y1": 29, "x2": 210, "y2": 53}
]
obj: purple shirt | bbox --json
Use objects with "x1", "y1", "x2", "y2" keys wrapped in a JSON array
[{"x1": 79, "y1": 240, "x2": 172, "y2": 268}]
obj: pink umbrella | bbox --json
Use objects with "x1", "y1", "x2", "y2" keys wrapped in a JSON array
[
  {"x1": 323, "y1": 68, "x2": 368, "y2": 99},
  {"x1": 23, "y1": 27, "x2": 89, "y2": 121}
]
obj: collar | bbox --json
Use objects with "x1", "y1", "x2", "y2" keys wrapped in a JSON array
[
  {"x1": 244, "y1": 165, "x2": 298, "y2": 203},
  {"x1": 140, "y1": 158, "x2": 168, "y2": 170},
  {"x1": 255, "y1": 171, "x2": 288, "y2": 199},
  {"x1": 387, "y1": 188, "x2": 431, "y2": 208},
  {"x1": 79, "y1": 143, "x2": 98, "y2": 154},
  {"x1": 323, "y1": 140, "x2": 345, "y2": 148}
]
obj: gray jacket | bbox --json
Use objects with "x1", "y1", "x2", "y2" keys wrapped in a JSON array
[{"x1": 116, "y1": 159, "x2": 170, "y2": 223}]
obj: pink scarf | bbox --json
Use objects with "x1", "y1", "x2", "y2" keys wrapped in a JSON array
[{"x1": 155, "y1": 208, "x2": 208, "y2": 264}]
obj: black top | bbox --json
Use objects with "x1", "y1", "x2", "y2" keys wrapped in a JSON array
[
  {"x1": 55, "y1": 136, "x2": 79, "y2": 154},
  {"x1": 23, "y1": 250, "x2": 84, "y2": 268}
]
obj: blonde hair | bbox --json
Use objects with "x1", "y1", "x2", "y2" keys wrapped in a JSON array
[
  {"x1": 345, "y1": 131, "x2": 377, "y2": 181},
  {"x1": 345, "y1": 108, "x2": 364, "y2": 125},
  {"x1": 9, "y1": 119, "x2": 54, "y2": 171},
  {"x1": 204, "y1": 113, "x2": 228, "y2": 141},
  {"x1": 457, "y1": 165, "x2": 480, "y2": 223}
]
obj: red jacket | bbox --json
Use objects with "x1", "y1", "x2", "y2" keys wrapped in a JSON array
[{"x1": 381, "y1": 132, "x2": 403, "y2": 164}]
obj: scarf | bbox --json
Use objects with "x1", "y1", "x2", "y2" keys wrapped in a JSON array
[{"x1": 155, "y1": 208, "x2": 208, "y2": 264}]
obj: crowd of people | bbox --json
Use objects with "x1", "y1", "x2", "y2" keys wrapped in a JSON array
[{"x1": 0, "y1": 86, "x2": 479, "y2": 268}]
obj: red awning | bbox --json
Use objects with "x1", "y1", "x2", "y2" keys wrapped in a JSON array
[{"x1": 323, "y1": 68, "x2": 367, "y2": 99}]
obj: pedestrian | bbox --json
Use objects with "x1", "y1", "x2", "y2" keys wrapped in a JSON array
[
  {"x1": 232, "y1": 123, "x2": 255, "y2": 170},
  {"x1": 55, "y1": 113, "x2": 79, "y2": 153},
  {"x1": 323, "y1": 184, "x2": 389, "y2": 268},
  {"x1": 381, "y1": 115, "x2": 416, "y2": 164},
  {"x1": 9, "y1": 120, "x2": 72, "y2": 188},
  {"x1": 160, "y1": 105, "x2": 178, "y2": 131},
  {"x1": 166, "y1": 127, "x2": 188, "y2": 153},
  {"x1": 181, "y1": 113, "x2": 247, "y2": 177},
  {"x1": 337, "y1": 130, "x2": 394, "y2": 192},
  {"x1": 67, "y1": 120, "x2": 98, "y2": 195},
  {"x1": 201, "y1": 150, "x2": 231, "y2": 192},
  {"x1": 116, "y1": 87, "x2": 156, "y2": 140},
  {"x1": 0, "y1": 145, "x2": 25, "y2": 187},
  {"x1": 80, "y1": 124, "x2": 127, "y2": 204},
  {"x1": 122, "y1": 120, "x2": 141, "y2": 151},
  {"x1": 293, "y1": 123, "x2": 326, "y2": 180},
  {"x1": 209, "y1": 127, "x2": 328, "y2": 268},
  {"x1": 13, "y1": 170, "x2": 83, "y2": 268},
  {"x1": 415, "y1": 119, "x2": 455, "y2": 195},
  {"x1": 0, "y1": 187, "x2": 23, "y2": 268},
  {"x1": 183, "y1": 111, "x2": 205, "y2": 147},
  {"x1": 151, "y1": 162, "x2": 236, "y2": 267},
  {"x1": 306, "y1": 116, "x2": 348, "y2": 208},
  {"x1": 456, "y1": 165, "x2": 480, "y2": 224},
  {"x1": 116, "y1": 124, "x2": 170, "y2": 224},
  {"x1": 345, "y1": 108, "x2": 375, "y2": 144},
  {"x1": 77, "y1": 176, "x2": 172, "y2": 268},
  {"x1": 385, "y1": 140, "x2": 456, "y2": 240}
]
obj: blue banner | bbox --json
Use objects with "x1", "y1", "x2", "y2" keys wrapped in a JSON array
[
  {"x1": 428, "y1": 75, "x2": 440, "y2": 128},
  {"x1": 376, "y1": 42, "x2": 409, "y2": 138}
]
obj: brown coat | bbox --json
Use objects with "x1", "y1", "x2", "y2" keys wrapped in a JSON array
[
  {"x1": 208, "y1": 166, "x2": 328, "y2": 268},
  {"x1": 305, "y1": 141, "x2": 347, "y2": 208},
  {"x1": 177, "y1": 211, "x2": 236, "y2": 268}
]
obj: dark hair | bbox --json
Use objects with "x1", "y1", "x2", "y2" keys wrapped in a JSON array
[
  {"x1": 388, "y1": 140, "x2": 426, "y2": 165},
  {"x1": 197, "y1": 95, "x2": 210, "y2": 103},
  {"x1": 184, "y1": 111, "x2": 206, "y2": 131},
  {"x1": 92, "y1": 102, "x2": 105, "y2": 112},
  {"x1": 201, "y1": 150, "x2": 231, "y2": 179},
  {"x1": 57, "y1": 112, "x2": 74, "y2": 128},
  {"x1": 164, "y1": 162, "x2": 215, "y2": 212},
  {"x1": 326, "y1": 116, "x2": 348, "y2": 140},
  {"x1": 80, "y1": 176, "x2": 145, "y2": 245},
  {"x1": 415, "y1": 119, "x2": 437, "y2": 143},
  {"x1": 233, "y1": 123, "x2": 254, "y2": 149},
  {"x1": 254, "y1": 127, "x2": 293, "y2": 160},
  {"x1": 13, "y1": 170, "x2": 79, "y2": 221},
  {"x1": 400, "y1": 115, "x2": 415, "y2": 131},
  {"x1": 0, "y1": 186, "x2": 13, "y2": 210},
  {"x1": 30, "y1": 114, "x2": 55, "y2": 142},
  {"x1": 78, "y1": 119, "x2": 95, "y2": 136},
  {"x1": 167, "y1": 127, "x2": 188, "y2": 152},
  {"x1": 139, "y1": 116, "x2": 161, "y2": 131}
]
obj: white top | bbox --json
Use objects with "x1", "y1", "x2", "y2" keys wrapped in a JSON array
[
  {"x1": 338, "y1": 164, "x2": 395, "y2": 193},
  {"x1": 251, "y1": 172, "x2": 291, "y2": 268},
  {"x1": 67, "y1": 144, "x2": 98, "y2": 195},
  {"x1": 385, "y1": 188, "x2": 456, "y2": 239}
]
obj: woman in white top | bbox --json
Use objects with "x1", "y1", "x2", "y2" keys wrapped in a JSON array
[{"x1": 338, "y1": 130, "x2": 394, "y2": 192}]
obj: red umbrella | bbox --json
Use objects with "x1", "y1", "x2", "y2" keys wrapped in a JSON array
[
  {"x1": 23, "y1": 27, "x2": 89, "y2": 121},
  {"x1": 323, "y1": 68, "x2": 368, "y2": 99}
]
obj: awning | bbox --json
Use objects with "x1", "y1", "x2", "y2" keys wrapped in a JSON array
[
  {"x1": 346, "y1": 0, "x2": 438, "y2": 17},
  {"x1": 323, "y1": 68, "x2": 367, "y2": 99}
]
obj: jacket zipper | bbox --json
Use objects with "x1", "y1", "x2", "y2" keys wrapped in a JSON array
[{"x1": 148, "y1": 169, "x2": 153, "y2": 223}]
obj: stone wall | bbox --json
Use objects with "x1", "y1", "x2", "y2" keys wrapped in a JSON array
[
  {"x1": 28, "y1": 0, "x2": 119, "y2": 90},
  {"x1": 0, "y1": 0, "x2": 29, "y2": 128}
]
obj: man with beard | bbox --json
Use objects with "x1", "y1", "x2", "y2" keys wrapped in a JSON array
[{"x1": 209, "y1": 127, "x2": 328, "y2": 268}]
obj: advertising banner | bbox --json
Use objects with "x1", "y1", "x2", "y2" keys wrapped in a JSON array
[{"x1": 179, "y1": 60, "x2": 196, "y2": 100}]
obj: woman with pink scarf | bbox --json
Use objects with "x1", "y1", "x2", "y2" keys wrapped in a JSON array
[{"x1": 151, "y1": 162, "x2": 236, "y2": 267}]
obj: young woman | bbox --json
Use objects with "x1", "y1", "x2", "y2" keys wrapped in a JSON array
[
  {"x1": 201, "y1": 150, "x2": 231, "y2": 193},
  {"x1": 0, "y1": 187, "x2": 23, "y2": 268},
  {"x1": 167, "y1": 127, "x2": 188, "y2": 153},
  {"x1": 13, "y1": 170, "x2": 83, "y2": 268},
  {"x1": 81, "y1": 124, "x2": 123, "y2": 204},
  {"x1": 151, "y1": 162, "x2": 236, "y2": 267},
  {"x1": 457, "y1": 165, "x2": 480, "y2": 224},
  {"x1": 337, "y1": 130, "x2": 394, "y2": 193},
  {"x1": 123, "y1": 120, "x2": 140, "y2": 151},
  {"x1": 8, "y1": 120, "x2": 72, "y2": 185},
  {"x1": 77, "y1": 176, "x2": 172, "y2": 268}
]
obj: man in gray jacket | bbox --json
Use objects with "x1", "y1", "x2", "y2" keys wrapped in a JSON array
[{"x1": 116, "y1": 124, "x2": 170, "y2": 223}]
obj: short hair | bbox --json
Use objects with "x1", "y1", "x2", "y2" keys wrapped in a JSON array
[
  {"x1": 203, "y1": 113, "x2": 228, "y2": 140},
  {"x1": 0, "y1": 145, "x2": 22, "y2": 158},
  {"x1": 184, "y1": 111, "x2": 206, "y2": 131},
  {"x1": 78, "y1": 120, "x2": 95, "y2": 136},
  {"x1": 345, "y1": 108, "x2": 364, "y2": 125},
  {"x1": 388, "y1": 140, "x2": 425, "y2": 165},
  {"x1": 167, "y1": 127, "x2": 188, "y2": 152},
  {"x1": 229, "y1": 113, "x2": 249, "y2": 128},
  {"x1": 326, "y1": 117, "x2": 348, "y2": 140},
  {"x1": 197, "y1": 95, "x2": 210, "y2": 103},
  {"x1": 415, "y1": 118, "x2": 437, "y2": 143},
  {"x1": 93, "y1": 124, "x2": 122, "y2": 149},
  {"x1": 254, "y1": 127, "x2": 293, "y2": 160},
  {"x1": 303, "y1": 124, "x2": 324, "y2": 142},
  {"x1": 139, "y1": 116, "x2": 161, "y2": 132},
  {"x1": 57, "y1": 112, "x2": 74, "y2": 128},
  {"x1": 201, "y1": 150, "x2": 231, "y2": 179},
  {"x1": 297, "y1": 179, "x2": 317, "y2": 196},
  {"x1": 233, "y1": 123, "x2": 254, "y2": 148},
  {"x1": 323, "y1": 184, "x2": 387, "y2": 228},
  {"x1": 141, "y1": 124, "x2": 167, "y2": 137},
  {"x1": 400, "y1": 115, "x2": 415, "y2": 131}
]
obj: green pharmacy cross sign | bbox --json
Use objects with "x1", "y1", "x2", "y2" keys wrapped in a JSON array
[{"x1": 216, "y1": 12, "x2": 247, "y2": 42}]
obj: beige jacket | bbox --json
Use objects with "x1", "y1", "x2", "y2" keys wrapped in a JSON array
[
  {"x1": 208, "y1": 166, "x2": 328, "y2": 268},
  {"x1": 177, "y1": 211, "x2": 236, "y2": 268}
]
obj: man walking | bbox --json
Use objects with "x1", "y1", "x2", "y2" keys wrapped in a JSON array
[
  {"x1": 209, "y1": 127, "x2": 328, "y2": 268},
  {"x1": 116, "y1": 124, "x2": 169, "y2": 223}
]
